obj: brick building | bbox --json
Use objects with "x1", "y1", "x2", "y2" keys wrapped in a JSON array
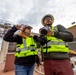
[
  {"x1": 67, "y1": 24, "x2": 76, "y2": 50},
  {"x1": 68, "y1": 24, "x2": 76, "y2": 41}
]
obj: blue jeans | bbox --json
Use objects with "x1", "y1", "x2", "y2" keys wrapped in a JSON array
[{"x1": 14, "y1": 64, "x2": 35, "y2": 75}]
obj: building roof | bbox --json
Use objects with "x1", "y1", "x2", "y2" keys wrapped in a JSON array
[
  {"x1": 67, "y1": 24, "x2": 76, "y2": 38},
  {"x1": 68, "y1": 24, "x2": 76, "y2": 29}
]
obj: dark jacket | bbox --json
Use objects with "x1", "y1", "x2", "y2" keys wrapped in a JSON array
[
  {"x1": 3, "y1": 25, "x2": 40, "y2": 66},
  {"x1": 54, "y1": 25, "x2": 74, "y2": 42},
  {"x1": 34, "y1": 25, "x2": 74, "y2": 46},
  {"x1": 33, "y1": 25, "x2": 74, "y2": 60}
]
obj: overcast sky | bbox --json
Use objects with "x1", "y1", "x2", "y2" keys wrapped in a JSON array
[{"x1": 0, "y1": 0, "x2": 76, "y2": 33}]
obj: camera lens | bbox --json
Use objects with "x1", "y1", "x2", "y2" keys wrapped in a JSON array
[
  {"x1": 40, "y1": 28, "x2": 48, "y2": 35},
  {"x1": 40, "y1": 26, "x2": 51, "y2": 35}
]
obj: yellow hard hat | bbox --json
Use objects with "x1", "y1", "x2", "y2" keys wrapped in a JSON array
[{"x1": 41, "y1": 14, "x2": 54, "y2": 26}]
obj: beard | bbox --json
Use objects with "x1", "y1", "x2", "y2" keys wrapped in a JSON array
[
  {"x1": 46, "y1": 20, "x2": 53, "y2": 25},
  {"x1": 45, "y1": 24, "x2": 52, "y2": 27},
  {"x1": 44, "y1": 22, "x2": 53, "y2": 26}
]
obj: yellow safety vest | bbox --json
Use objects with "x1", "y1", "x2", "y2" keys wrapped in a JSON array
[
  {"x1": 41, "y1": 26, "x2": 69, "y2": 53},
  {"x1": 15, "y1": 37, "x2": 38, "y2": 57}
]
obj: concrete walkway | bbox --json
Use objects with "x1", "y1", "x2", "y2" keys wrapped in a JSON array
[
  {"x1": 0, "y1": 62, "x2": 44, "y2": 75},
  {"x1": 1, "y1": 62, "x2": 76, "y2": 75}
]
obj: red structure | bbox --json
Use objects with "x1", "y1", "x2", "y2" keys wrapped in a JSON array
[{"x1": 4, "y1": 53, "x2": 15, "y2": 72}]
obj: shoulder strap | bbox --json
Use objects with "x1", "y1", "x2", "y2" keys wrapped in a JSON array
[{"x1": 52, "y1": 26, "x2": 58, "y2": 31}]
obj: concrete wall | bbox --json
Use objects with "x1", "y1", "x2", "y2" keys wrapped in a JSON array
[{"x1": 0, "y1": 40, "x2": 9, "y2": 63}]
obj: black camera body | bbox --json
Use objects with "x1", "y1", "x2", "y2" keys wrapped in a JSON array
[
  {"x1": 33, "y1": 26, "x2": 52, "y2": 45},
  {"x1": 40, "y1": 26, "x2": 51, "y2": 35},
  {"x1": 33, "y1": 35, "x2": 47, "y2": 45}
]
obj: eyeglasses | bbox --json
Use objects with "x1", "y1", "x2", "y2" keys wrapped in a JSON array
[{"x1": 44, "y1": 17, "x2": 52, "y2": 21}]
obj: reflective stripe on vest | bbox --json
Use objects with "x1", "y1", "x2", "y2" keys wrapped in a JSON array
[
  {"x1": 43, "y1": 41, "x2": 65, "y2": 46},
  {"x1": 16, "y1": 47, "x2": 37, "y2": 52},
  {"x1": 42, "y1": 36, "x2": 69, "y2": 53},
  {"x1": 51, "y1": 26, "x2": 58, "y2": 36},
  {"x1": 15, "y1": 50, "x2": 38, "y2": 57},
  {"x1": 15, "y1": 37, "x2": 38, "y2": 57}
]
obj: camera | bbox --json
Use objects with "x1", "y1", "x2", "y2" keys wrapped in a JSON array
[
  {"x1": 33, "y1": 35, "x2": 47, "y2": 45},
  {"x1": 40, "y1": 26, "x2": 51, "y2": 35}
]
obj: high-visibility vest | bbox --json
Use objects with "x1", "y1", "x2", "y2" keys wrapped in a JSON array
[
  {"x1": 41, "y1": 26, "x2": 69, "y2": 53},
  {"x1": 15, "y1": 37, "x2": 38, "y2": 57}
]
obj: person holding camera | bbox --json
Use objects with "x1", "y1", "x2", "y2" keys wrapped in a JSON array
[
  {"x1": 3, "y1": 24, "x2": 40, "y2": 75},
  {"x1": 34, "y1": 14, "x2": 74, "y2": 75}
]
